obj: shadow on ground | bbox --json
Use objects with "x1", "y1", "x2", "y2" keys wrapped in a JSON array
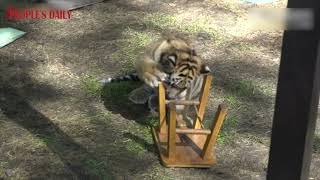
[
  {"x1": 101, "y1": 81, "x2": 151, "y2": 123},
  {"x1": 0, "y1": 56, "x2": 158, "y2": 179},
  {"x1": 123, "y1": 132, "x2": 156, "y2": 154},
  {"x1": 0, "y1": 81, "x2": 115, "y2": 179},
  {"x1": 0, "y1": 54, "x2": 115, "y2": 178},
  {"x1": 314, "y1": 136, "x2": 320, "y2": 153}
]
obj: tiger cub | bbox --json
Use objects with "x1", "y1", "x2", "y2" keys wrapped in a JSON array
[
  {"x1": 131, "y1": 35, "x2": 211, "y2": 111},
  {"x1": 148, "y1": 55, "x2": 211, "y2": 126},
  {"x1": 101, "y1": 36, "x2": 192, "y2": 87},
  {"x1": 134, "y1": 35, "x2": 194, "y2": 88},
  {"x1": 102, "y1": 35, "x2": 197, "y2": 103},
  {"x1": 135, "y1": 37, "x2": 212, "y2": 125},
  {"x1": 102, "y1": 36, "x2": 211, "y2": 123}
]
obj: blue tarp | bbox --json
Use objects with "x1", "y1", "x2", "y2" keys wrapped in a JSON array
[{"x1": 0, "y1": 27, "x2": 26, "y2": 48}]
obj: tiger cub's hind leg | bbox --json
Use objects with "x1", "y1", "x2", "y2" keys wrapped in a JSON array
[
  {"x1": 129, "y1": 84, "x2": 154, "y2": 104},
  {"x1": 148, "y1": 94, "x2": 159, "y2": 117}
]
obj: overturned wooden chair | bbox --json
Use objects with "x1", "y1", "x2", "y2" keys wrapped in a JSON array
[{"x1": 151, "y1": 75, "x2": 228, "y2": 167}]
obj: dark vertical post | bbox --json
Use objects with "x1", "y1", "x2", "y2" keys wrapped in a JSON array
[{"x1": 267, "y1": 2, "x2": 320, "y2": 180}]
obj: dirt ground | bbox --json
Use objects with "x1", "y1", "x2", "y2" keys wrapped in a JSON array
[{"x1": 0, "y1": 0, "x2": 320, "y2": 179}]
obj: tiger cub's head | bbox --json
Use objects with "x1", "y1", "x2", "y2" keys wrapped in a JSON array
[
  {"x1": 164, "y1": 61, "x2": 211, "y2": 100},
  {"x1": 169, "y1": 62, "x2": 211, "y2": 88},
  {"x1": 163, "y1": 47, "x2": 211, "y2": 99},
  {"x1": 154, "y1": 36, "x2": 193, "y2": 74},
  {"x1": 154, "y1": 36, "x2": 211, "y2": 97}
]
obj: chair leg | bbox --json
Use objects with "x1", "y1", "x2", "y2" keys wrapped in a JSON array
[
  {"x1": 194, "y1": 75, "x2": 213, "y2": 129},
  {"x1": 168, "y1": 104, "x2": 177, "y2": 159},
  {"x1": 159, "y1": 83, "x2": 167, "y2": 134},
  {"x1": 201, "y1": 104, "x2": 227, "y2": 159}
]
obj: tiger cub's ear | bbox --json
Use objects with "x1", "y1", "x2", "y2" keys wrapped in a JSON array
[{"x1": 200, "y1": 64, "x2": 211, "y2": 74}]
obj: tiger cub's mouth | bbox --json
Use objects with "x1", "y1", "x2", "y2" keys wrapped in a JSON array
[{"x1": 162, "y1": 81, "x2": 188, "y2": 100}]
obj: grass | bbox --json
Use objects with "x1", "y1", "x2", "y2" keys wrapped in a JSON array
[
  {"x1": 139, "y1": 116, "x2": 159, "y2": 128},
  {"x1": 225, "y1": 95, "x2": 238, "y2": 107},
  {"x1": 144, "y1": 166, "x2": 176, "y2": 180},
  {"x1": 40, "y1": 135, "x2": 58, "y2": 146},
  {"x1": 144, "y1": 14, "x2": 178, "y2": 30},
  {"x1": 81, "y1": 73, "x2": 144, "y2": 101},
  {"x1": 206, "y1": 0, "x2": 247, "y2": 15},
  {"x1": 0, "y1": 161, "x2": 8, "y2": 178},
  {"x1": 230, "y1": 42, "x2": 256, "y2": 52},
  {"x1": 112, "y1": 124, "x2": 155, "y2": 157},
  {"x1": 110, "y1": 13, "x2": 225, "y2": 74},
  {"x1": 124, "y1": 138, "x2": 148, "y2": 156},
  {"x1": 183, "y1": 15, "x2": 220, "y2": 38},
  {"x1": 100, "y1": 80, "x2": 156, "y2": 157},
  {"x1": 253, "y1": 80, "x2": 276, "y2": 97},
  {"x1": 314, "y1": 136, "x2": 320, "y2": 153},
  {"x1": 81, "y1": 75, "x2": 103, "y2": 97},
  {"x1": 111, "y1": 29, "x2": 158, "y2": 74},
  {"x1": 231, "y1": 80, "x2": 256, "y2": 98},
  {"x1": 228, "y1": 79, "x2": 275, "y2": 104},
  {"x1": 101, "y1": 81, "x2": 142, "y2": 102},
  {"x1": 35, "y1": 124, "x2": 113, "y2": 179},
  {"x1": 144, "y1": 13, "x2": 220, "y2": 40},
  {"x1": 217, "y1": 93, "x2": 241, "y2": 144},
  {"x1": 218, "y1": 115, "x2": 239, "y2": 144},
  {"x1": 121, "y1": 116, "x2": 159, "y2": 157},
  {"x1": 217, "y1": 80, "x2": 260, "y2": 144},
  {"x1": 83, "y1": 158, "x2": 111, "y2": 179}
]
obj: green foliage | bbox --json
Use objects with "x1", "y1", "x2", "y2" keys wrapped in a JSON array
[
  {"x1": 101, "y1": 81, "x2": 141, "y2": 103},
  {"x1": 231, "y1": 80, "x2": 256, "y2": 97},
  {"x1": 81, "y1": 75, "x2": 102, "y2": 97},
  {"x1": 124, "y1": 139, "x2": 148, "y2": 156},
  {"x1": 225, "y1": 95, "x2": 238, "y2": 107},
  {"x1": 224, "y1": 115, "x2": 239, "y2": 130},
  {"x1": 217, "y1": 115, "x2": 239, "y2": 144},
  {"x1": 139, "y1": 116, "x2": 159, "y2": 128}
]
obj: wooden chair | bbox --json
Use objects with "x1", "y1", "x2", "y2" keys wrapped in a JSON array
[{"x1": 151, "y1": 75, "x2": 228, "y2": 167}]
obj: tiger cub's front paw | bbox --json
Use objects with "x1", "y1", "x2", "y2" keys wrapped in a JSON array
[
  {"x1": 155, "y1": 71, "x2": 168, "y2": 82},
  {"x1": 144, "y1": 77, "x2": 160, "y2": 88}
]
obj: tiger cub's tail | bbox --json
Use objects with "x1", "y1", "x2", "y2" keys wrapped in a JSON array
[{"x1": 100, "y1": 73, "x2": 140, "y2": 84}]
